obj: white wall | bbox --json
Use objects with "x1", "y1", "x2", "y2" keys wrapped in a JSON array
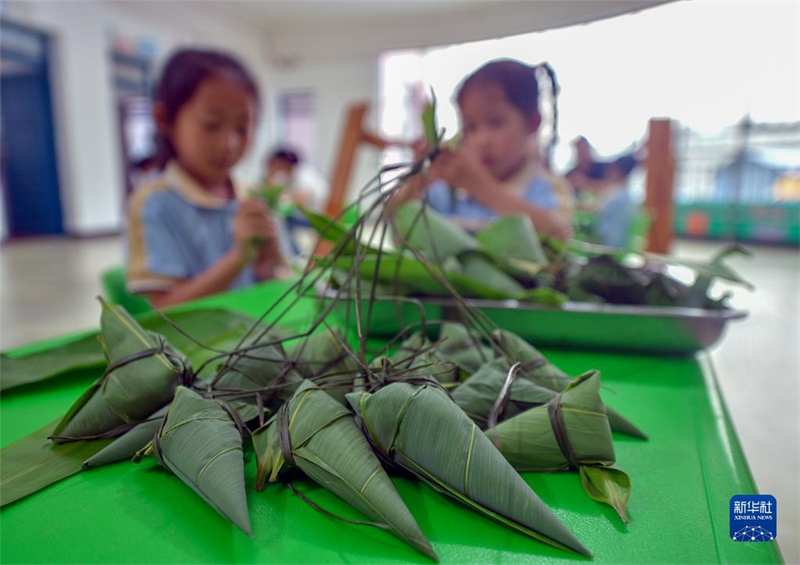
[
  {"x1": 1, "y1": 1, "x2": 274, "y2": 236},
  {"x1": 266, "y1": 56, "x2": 383, "y2": 203}
]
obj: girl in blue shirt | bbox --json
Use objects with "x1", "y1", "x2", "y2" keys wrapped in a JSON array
[
  {"x1": 392, "y1": 59, "x2": 573, "y2": 239},
  {"x1": 126, "y1": 49, "x2": 285, "y2": 308}
]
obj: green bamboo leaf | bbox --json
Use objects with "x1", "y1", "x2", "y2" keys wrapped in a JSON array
[
  {"x1": 385, "y1": 332, "x2": 458, "y2": 384},
  {"x1": 475, "y1": 214, "x2": 548, "y2": 278},
  {"x1": 394, "y1": 201, "x2": 480, "y2": 261},
  {"x1": 451, "y1": 359, "x2": 558, "y2": 426},
  {"x1": 459, "y1": 252, "x2": 525, "y2": 297},
  {"x1": 52, "y1": 299, "x2": 188, "y2": 442},
  {"x1": 150, "y1": 387, "x2": 251, "y2": 535},
  {"x1": 300, "y1": 206, "x2": 349, "y2": 243},
  {"x1": 286, "y1": 327, "x2": 364, "y2": 405},
  {"x1": 484, "y1": 371, "x2": 615, "y2": 471},
  {"x1": 573, "y1": 256, "x2": 650, "y2": 305},
  {"x1": 0, "y1": 336, "x2": 102, "y2": 392},
  {"x1": 580, "y1": 465, "x2": 631, "y2": 524},
  {"x1": 0, "y1": 308, "x2": 257, "y2": 392},
  {"x1": 253, "y1": 381, "x2": 437, "y2": 560},
  {"x1": 351, "y1": 383, "x2": 591, "y2": 557},
  {"x1": 516, "y1": 287, "x2": 569, "y2": 306},
  {"x1": 494, "y1": 329, "x2": 648, "y2": 439},
  {"x1": 213, "y1": 334, "x2": 305, "y2": 414},
  {"x1": 484, "y1": 372, "x2": 631, "y2": 522},
  {"x1": 421, "y1": 96, "x2": 439, "y2": 147},
  {"x1": 328, "y1": 267, "x2": 411, "y2": 297},
  {"x1": 82, "y1": 406, "x2": 169, "y2": 469},
  {"x1": 332, "y1": 254, "x2": 518, "y2": 300},
  {"x1": 437, "y1": 323, "x2": 496, "y2": 375},
  {"x1": 250, "y1": 183, "x2": 286, "y2": 210},
  {"x1": 644, "y1": 243, "x2": 754, "y2": 289},
  {"x1": 494, "y1": 329, "x2": 575, "y2": 391},
  {"x1": 0, "y1": 419, "x2": 111, "y2": 507},
  {"x1": 298, "y1": 205, "x2": 379, "y2": 255}
]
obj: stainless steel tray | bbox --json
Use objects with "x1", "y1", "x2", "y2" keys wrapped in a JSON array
[
  {"x1": 321, "y1": 290, "x2": 748, "y2": 354},
  {"x1": 440, "y1": 299, "x2": 747, "y2": 354}
]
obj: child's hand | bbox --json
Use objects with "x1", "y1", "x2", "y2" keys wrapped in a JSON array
[
  {"x1": 567, "y1": 170, "x2": 589, "y2": 191},
  {"x1": 233, "y1": 199, "x2": 276, "y2": 261},
  {"x1": 411, "y1": 139, "x2": 431, "y2": 161},
  {"x1": 532, "y1": 213, "x2": 574, "y2": 240},
  {"x1": 428, "y1": 146, "x2": 493, "y2": 194},
  {"x1": 253, "y1": 237, "x2": 288, "y2": 280}
]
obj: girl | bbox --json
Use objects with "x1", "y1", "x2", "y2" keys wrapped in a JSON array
[
  {"x1": 126, "y1": 49, "x2": 285, "y2": 308},
  {"x1": 392, "y1": 59, "x2": 573, "y2": 239}
]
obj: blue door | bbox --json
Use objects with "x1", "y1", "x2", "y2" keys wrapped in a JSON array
[{"x1": 0, "y1": 22, "x2": 64, "y2": 236}]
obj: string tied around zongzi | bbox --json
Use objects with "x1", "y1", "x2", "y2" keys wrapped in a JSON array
[
  {"x1": 102, "y1": 333, "x2": 194, "y2": 387},
  {"x1": 486, "y1": 359, "x2": 547, "y2": 431},
  {"x1": 547, "y1": 391, "x2": 580, "y2": 470},
  {"x1": 276, "y1": 400, "x2": 296, "y2": 466}
]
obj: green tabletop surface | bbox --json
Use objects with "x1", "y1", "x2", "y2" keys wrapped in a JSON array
[{"x1": 0, "y1": 281, "x2": 783, "y2": 564}]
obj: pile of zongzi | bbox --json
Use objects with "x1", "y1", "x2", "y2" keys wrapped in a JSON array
[
  {"x1": 2, "y1": 292, "x2": 650, "y2": 560},
  {"x1": 307, "y1": 200, "x2": 752, "y2": 311}
]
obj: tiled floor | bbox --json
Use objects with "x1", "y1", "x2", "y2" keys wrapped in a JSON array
[
  {"x1": 0, "y1": 236, "x2": 122, "y2": 347},
  {"x1": 1, "y1": 236, "x2": 798, "y2": 563}
]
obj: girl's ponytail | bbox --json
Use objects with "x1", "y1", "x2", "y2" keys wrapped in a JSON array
[{"x1": 535, "y1": 62, "x2": 560, "y2": 170}]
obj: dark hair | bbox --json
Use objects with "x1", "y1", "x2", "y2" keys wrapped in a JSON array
[
  {"x1": 131, "y1": 154, "x2": 157, "y2": 171},
  {"x1": 456, "y1": 58, "x2": 560, "y2": 167},
  {"x1": 268, "y1": 147, "x2": 301, "y2": 166},
  {"x1": 153, "y1": 48, "x2": 260, "y2": 169},
  {"x1": 611, "y1": 154, "x2": 639, "y2": 178}
]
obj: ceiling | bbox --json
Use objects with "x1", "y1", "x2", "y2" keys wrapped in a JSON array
[
  {"x1": 211, "y1": 0, "x2": 672, "y2": 60},
  {"x1": 221, "y1": 0, "x2": 478, "y2": 26},
  {"x1": 217, "y1": 0, "x2": 670, "y2": 31},
  {"x1": 109, "y1": 0, "x2": 674, "y2": 63}
]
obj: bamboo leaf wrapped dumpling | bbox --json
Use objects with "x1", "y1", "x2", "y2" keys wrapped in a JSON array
[
  {"x1": 494, "y1": 329, "x2": 647, "y2": 439},
  {"x1": 285, "y1": 327, "x2": 364, "y2": 403},
  {"x1": 253, "y1": 381, "x2": 436, "y2": 561},
  {"x1": 485, "y1": 371, "x2": 632, "y2": 522},
  {"x1": 451, "y1": 359, "x2": 556, "y2": 426},
  {"x1": 349, "y1": 383, "x2": 591, "y2": 557},
  {"x1": 459, "y1": 252, "x2": 525, "y2": 296},
  {"x1": 394, "y1": 200, "x2": 479, "y2": 261},
  {"x1": 475, "y1": 214, "x2": 547, "y2": 279},
  {"x1": 82, "y1": 405, "x2": 169, "y2": 468},
  {"x1": 437, "y1": 323, "x2": 496, "y2": 375},
  {"x1": 145, "y1": 386, "x2": 251, "y2": 535},
  {"x1": 386, "y1": 332, "x2": 458, "y2": 384},
  {"x1": 493, "y1": 329, "x2": 574, "y2": 392},
  {"x1": 212, "y1": 334, "x2": 304, "y2": 419},
  {"x1": 52, "y1": 299, "x2": 190, "y2": 443}
]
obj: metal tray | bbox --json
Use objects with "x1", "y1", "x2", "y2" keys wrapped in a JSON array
[{"x1": 321, "y1": 290, "x2": 747, "y2": 354}]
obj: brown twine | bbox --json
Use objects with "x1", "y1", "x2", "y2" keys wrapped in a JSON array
[
  {"x1": 277, "y1": 401, "x2": 295, "y2": 466},
  {"x1": 285, "y1": 482, "x2": 390, "y2": 531},
  {"x1": 103, "y1": 336, "x2": 194, "y2": 386},
  {"x1": 486, "y1": 359, "x2": 546, "y2": 430},
  {"x1": 547, "y1": 392, "x2": 580, "y2": 469}
]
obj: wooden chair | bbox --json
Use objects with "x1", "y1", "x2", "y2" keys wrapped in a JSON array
[
  {"x1": 316, "y1": 102, "x2": 408, "y2": 254},
  {"x1": 644, "y1": 118, "x2": 675, "y2": 253}
]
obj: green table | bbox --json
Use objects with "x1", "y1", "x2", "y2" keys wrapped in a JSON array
[{"x1": 0, "y1": 281, "x2": 783, "y2": 564}]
